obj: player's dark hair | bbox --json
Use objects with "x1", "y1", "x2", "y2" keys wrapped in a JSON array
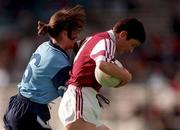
[
  {"x1": 37, "y1": 5, "x2": 86, "y2": 39},
  {"x1": 113, "y1": 18, "x2": 146, "y2": 43}
]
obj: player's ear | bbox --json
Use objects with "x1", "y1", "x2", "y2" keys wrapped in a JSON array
[
  {"x1": 62, "y1": 30, "x2": 68, "y2": 38},
  {"x1": 119, "y1": 31, "x2": 127, "y2": 40}
]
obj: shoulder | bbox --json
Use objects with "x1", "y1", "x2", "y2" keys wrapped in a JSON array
[
  {"x1": 94, "y1": 31, "x2": 110, "y2": 39},
  {"x1": 36, "y1": 41, "x2": 70, "y2": 67}
]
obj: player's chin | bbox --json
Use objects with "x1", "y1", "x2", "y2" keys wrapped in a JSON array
[{"x1": 68, "y1": 44, "x2": 75, "y2": 49}]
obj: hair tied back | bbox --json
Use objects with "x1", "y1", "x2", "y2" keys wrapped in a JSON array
[{"x1": 37, "y1": 21, "x2": 50, "y2": 35}]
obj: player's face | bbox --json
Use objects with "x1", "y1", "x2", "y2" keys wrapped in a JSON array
[
  {"x1": 118, "y1": 39, "x2": 141, "y2": 54},
  {"x1": 70, "y1": 31, "x2": 80, "y2": 41},
  {"x1": 116, "y1": 31, "x2": 141, "y2": 54},
  {"x1": 64, "y1": 30, "x2": 80, "y2": 49}
]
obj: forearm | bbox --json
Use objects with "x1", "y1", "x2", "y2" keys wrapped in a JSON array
[{"x1": 97, "y1": 61, "x2": 132, "y2": 83}]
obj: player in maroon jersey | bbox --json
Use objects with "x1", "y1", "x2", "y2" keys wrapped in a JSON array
[{"x1": 59, "y1": 18, "x2": 146, "y2": 130}]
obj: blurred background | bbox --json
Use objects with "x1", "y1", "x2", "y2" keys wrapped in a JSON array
[{"x1": 0, "y1": 0, "x2": 180, "y2": 130}]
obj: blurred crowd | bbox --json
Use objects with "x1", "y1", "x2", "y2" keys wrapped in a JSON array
[
  {"x1": 0, "y1": 0, "x2": 179, "y2": 85},
  {"x1": 0, "y1": 0, "x2": 180, "y2": 129}
]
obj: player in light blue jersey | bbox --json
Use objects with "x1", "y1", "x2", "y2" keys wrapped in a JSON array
[
  {"x1": 3, "y1": 5, "x2": 86, "y2": 130},
  {"x1": 19, "y1": 40, "x2": 71, "y2": 103}
]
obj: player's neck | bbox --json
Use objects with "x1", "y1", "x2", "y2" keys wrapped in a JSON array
[{"x1": 51, "y1": 38, "x2": 66, "y2": 50}]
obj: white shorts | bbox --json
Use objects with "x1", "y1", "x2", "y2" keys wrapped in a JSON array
[{"x1": 58, "y1": 85, "x2": 103, "y2": 127}]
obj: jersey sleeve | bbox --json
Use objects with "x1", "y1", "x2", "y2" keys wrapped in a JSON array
[
  {"x1": 47, "y1": 51, "x2": 71, "y2": 96},
  {"x1": 51, "y1": 66, "x2": 71, "y2": 96},
  {"x1": 90, "y1": 38, "x2": 116, "y2": 64},
  {"x1": 52, "y1": 66, "x2": 71, "y2": 87}
]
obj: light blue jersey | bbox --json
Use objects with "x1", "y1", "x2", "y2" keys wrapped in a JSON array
[{"x1": 18, "y1": 41, "x2": 71, "y2": 104}]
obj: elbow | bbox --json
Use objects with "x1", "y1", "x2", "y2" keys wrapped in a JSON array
[
  {"x1": 127, "y1": 73, "x2": 132, "y2": 82},
  {"x1": 123, "y1": 69, "x2": 132, "y2": 82}
]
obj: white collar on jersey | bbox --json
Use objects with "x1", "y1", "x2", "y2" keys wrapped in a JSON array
[{"x1": 107, "y1": 30, "x2": 116, "y2": 43}]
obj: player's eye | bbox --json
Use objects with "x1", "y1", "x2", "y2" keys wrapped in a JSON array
[{"x1": 70, "y1": 31, "x2": 79, "y2": 40}]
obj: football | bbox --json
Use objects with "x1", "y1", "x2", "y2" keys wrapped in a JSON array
[{"x1": 95, "y1": 60, "x2": 123, "y2": 88}]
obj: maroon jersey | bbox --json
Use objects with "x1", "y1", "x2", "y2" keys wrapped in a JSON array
[{"x1": 68, "y1": 30, "x2": 116, "y2": 92}]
